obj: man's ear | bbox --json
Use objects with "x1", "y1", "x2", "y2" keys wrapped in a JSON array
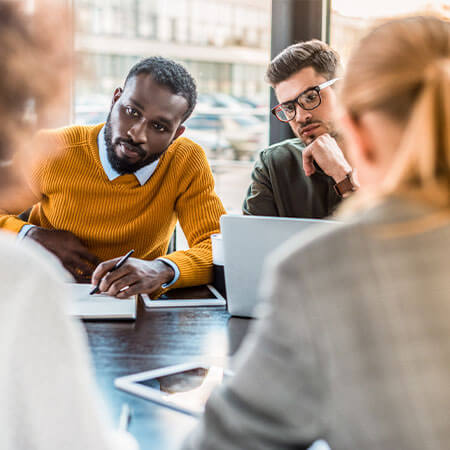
[
  {"x1": 111, "y1": 87, "x2": 123, "y2": 107},
  {"x1": 173, "y1": 125, "x2": 185, "y2": 141}
]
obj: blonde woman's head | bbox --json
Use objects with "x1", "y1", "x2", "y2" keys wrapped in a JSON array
[{"x1": 341, "y1": 16, "x2": 449, "y2": 210}]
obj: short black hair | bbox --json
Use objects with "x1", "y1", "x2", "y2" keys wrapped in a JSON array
[
  {"x1": 125, "y1": 57, "x2": 197, "y2": 122},
  {"x1": 266, "y1": 39, "x2": 340, "y2": 86}
]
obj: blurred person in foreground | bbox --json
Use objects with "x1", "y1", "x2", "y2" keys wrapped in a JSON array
[
  {"x1": 0, "y1": 2, "x2": 137, "y2": 449},
  {"x1": 0, "y1": 55, "x2": 225, "y2": 298},
  {"x1": 243, "y1": 40, "x2": 358, "y2": 218},
  {"x1": 184, "y1": 16, "x2": 450, "y2": 450}
]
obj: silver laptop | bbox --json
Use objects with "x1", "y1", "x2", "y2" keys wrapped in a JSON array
[{"x1": 221, "y1": 215, "x2": 337, "y2": 318}]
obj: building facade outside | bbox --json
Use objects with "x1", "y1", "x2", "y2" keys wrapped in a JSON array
[{"x1": 74, "y1": 0, "x2": 271, "y2": 118}]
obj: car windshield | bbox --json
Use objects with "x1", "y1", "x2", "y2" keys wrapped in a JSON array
[
  {"x1": 232, "y1": 116, "x2": 260, "y2": 127},
  {"x1": 186, "y1": 115, "x2": 221, "y2": 130}
]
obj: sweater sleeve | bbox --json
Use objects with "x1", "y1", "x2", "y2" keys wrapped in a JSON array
[
  {"x1": 0, "y1": 214, "x2": 30, "y2": 233},
  {"x1": 242, "y1": 150, "x2": 279, "y2": 216},
  {"x1": 0, "y1": 168, "x2": 39, "y2": 233},
  {"x1": 161, "y1": 145, "x2": 226, "y2": 289}
]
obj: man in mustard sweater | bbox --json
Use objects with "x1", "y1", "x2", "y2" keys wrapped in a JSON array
[{"x1": 0, "y1": 57, "x2": 226, "y2": 297}]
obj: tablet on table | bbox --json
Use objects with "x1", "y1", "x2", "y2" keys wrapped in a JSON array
[{"x1": 115, "y1": 362, "x2": 233, "y2": 417}]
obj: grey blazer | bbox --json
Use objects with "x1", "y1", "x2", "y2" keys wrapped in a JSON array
[{"x1": 183, "y1": 197, "x2": 450, "y2": 450}]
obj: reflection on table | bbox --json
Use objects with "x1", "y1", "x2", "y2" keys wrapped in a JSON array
[{"x1": 84, "y1": 299, "x2": 251, "y2": 449}]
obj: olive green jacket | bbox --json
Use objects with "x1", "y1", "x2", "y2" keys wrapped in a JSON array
[{"x1": 243, "y1": 138, "x2": 341, "y2": 218}]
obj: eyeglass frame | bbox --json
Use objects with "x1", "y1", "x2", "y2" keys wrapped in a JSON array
[{"x1": 271, "y1": 77, "x2": 341, "y2": 123}]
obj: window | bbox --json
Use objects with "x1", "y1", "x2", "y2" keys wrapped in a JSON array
[
  {"x1": 74, "y1": 0, "x2": 271, "y2": 213},
  {"x1": 330, "y1": 0, "x2": 449, "y2": 66}
]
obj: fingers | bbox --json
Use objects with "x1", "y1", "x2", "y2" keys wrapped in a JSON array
[
  {"x1": 77, "y1": 273, "x2": 93, "y2": 284},
  {"x1": 99, "y1": 270, "x2": 159, "y2": 298},
  {"x1": 92, "y1": 259, "x2": 167, "y2": 298},
  {"x1": 63, "y1": 258, "x2": 97, "y2": 283},
  {"x1": 63, "y1": 265, "x2": 86, "y2": 283},
  {"x1": 67, "y1": 267, "x2": 91, "y2": 283},
  {"x1": 98, "y1": 265, "x2": 131, "y2": 292},
  {"x1": 28, "y1": 228, "x2": 100, "y2": 279},
  {"x1": 302, "y1": 134, "x2": 351, "y2": 181},
  {"x1": 103, "y1": 273, "x2": 139, "y2": 297},
  {"x1": 115, "y1": 286, "x2": 136, "y2": 299},
  {"x1": 61, "y1": 254, "x2": 95, "y2": 282},
  {"x1": 66, "y1": 254, "x2": 95, "y2": 276},
  {"x1": 302, "y1": 146, "x2": 316, "y2": 176},
  {"x1": 76, "y1": 248, "x2": 101, "y2": 267},
  {"x1": 66, "y1": 234, "x2": 101, "y2": 266},
  {"x1": 115, "y1": 279, "x2": 160, "y2": 299},
  {"x1": 91, "y1": 258, "x2": 121, "y2": 286}
]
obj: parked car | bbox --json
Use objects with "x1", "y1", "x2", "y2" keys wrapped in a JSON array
[
  {"x1": 184, "y1": 114, "x2": 230, "y2": 155},
  {"x1": 221, "y1": 115, "x2": 267, "y2": 160},
  {"x1": 197, "y1": 93, "x2": 251, "y2": 110},
  {"x1": 186, "y1": 111, "x2": 267, "y2": 160}
]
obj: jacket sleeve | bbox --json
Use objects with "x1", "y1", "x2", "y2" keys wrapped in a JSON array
[
  {"x1": 182, "y1": 248, "x2": 327, "y2": 450},
  {"x1": 9, "y1": 240, "x2": 137, "y2": 450},
  {"x1": 242, "y1": 150, "x2": 279, "y2": 216},
  {"x1": 161, "y1": 145, "x2": 226, "y2": 289}
]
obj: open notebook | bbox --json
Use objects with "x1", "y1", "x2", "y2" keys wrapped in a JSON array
[{"x1": 68, "y1": 283, "x2": 137, "y2": 320}]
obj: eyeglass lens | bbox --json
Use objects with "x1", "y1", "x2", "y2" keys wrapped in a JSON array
[{"x1": 275, "y1": 88, "x2": 321, "y2": 121}]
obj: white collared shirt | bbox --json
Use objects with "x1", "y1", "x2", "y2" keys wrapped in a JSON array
[{"x1": 97, "y1": 125, "x2": 159, "y2": 186}]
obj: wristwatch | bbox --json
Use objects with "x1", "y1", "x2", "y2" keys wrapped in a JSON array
[{"x1": 333, "y1": 171, "x2": 358, "y2": 197}]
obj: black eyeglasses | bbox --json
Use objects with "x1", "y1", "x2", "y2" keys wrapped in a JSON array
[{"x1": 271, "y1": 77, "x2": 341, "y2": 123}]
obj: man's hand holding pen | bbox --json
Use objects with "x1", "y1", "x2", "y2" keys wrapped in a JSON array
[{"x1": 91, "y1": 256, "x2": 175, "y2": 298}]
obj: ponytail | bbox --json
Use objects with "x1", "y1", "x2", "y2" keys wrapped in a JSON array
[
  {"x1": 340, "y1": 17, "x2": 450, "y2": 216},
  {"x1": 382, "y1": 58, "x2": 450, "y2": 208}
]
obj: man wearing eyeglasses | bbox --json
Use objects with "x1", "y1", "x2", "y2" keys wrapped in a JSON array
[{"x1": 243, "y1": 39, "x2": 358, "y2": 218}]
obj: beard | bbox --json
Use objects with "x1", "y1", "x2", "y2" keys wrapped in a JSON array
[
  {"x1": 296, "y1": 119, "x2": 340, "y2": 146},
  {"x1": 103, "y1": 113, "x2": 163, "y2": 174}
]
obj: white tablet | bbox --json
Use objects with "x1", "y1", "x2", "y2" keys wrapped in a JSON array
[
  {"x1": 114, "y1": 362, "x2": 233, "y2": 417},
  {"x1": 141, "y1": 284, "x2": 226, "y2": 308}
]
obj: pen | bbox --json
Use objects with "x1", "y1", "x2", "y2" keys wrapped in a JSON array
[
  {"x1": 89, "y1": 249, "x2": 135, "y2": 295},
  {"x1": 118, "y1": 403, "x2": 132, "y2": 432}
]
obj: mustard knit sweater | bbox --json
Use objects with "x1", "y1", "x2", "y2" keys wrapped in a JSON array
[{"x1": 0, "y1": 124, "x2": 226, "y2": 289}]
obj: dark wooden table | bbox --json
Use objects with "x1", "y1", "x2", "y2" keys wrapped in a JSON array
[{"x1": 84, "y1": 299, "x2": 251, "y2": 449}]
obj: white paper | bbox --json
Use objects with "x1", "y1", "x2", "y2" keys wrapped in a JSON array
[{"x1": 68, "y1": 283, "x2": 137, "y2": 319}]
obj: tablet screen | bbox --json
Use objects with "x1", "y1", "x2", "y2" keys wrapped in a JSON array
[
  {"x1": 159, "y1": 285, "x2": 217, "y2": 300},
  {"x1": 136, "y1": 366, "x2": 225, "y2": 414}
]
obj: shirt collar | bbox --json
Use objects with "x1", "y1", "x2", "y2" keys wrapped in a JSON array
[{"x1": 97, "y1": 125, "x2": 159, "y2": 186}]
